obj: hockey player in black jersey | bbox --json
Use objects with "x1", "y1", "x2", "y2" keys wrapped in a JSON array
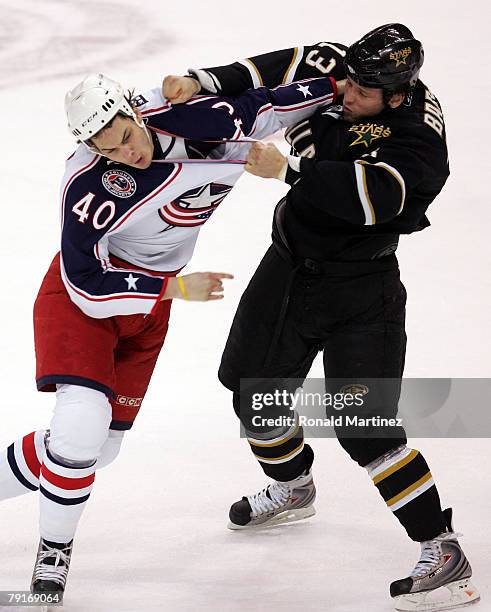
[{"x1": 164, "y1": 24, "x2": 480, "y2": 612}]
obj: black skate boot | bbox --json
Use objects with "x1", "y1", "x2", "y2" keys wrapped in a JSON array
[
  {"x1": 228, "y1": 470, "x2": 316, "y2": 529},
  {"x1": 31, "y1": 538, "x2": 73, "y2": 598},
  {"x1": 390, "y1": 509, "x2": 480, "y2": 611}
]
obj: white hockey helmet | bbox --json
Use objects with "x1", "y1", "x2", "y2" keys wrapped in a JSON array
[{"x1": 65, "y1": 73, "x2": 139, "y2": 143}]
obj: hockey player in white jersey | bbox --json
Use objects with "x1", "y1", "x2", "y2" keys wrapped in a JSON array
[{"x1": 0, "y1": 72, "x2": 338, "y2": 598}]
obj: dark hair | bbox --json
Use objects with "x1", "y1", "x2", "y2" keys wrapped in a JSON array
[{"x1": 382, "y1": 82, "x2": 411, "y2": 105}]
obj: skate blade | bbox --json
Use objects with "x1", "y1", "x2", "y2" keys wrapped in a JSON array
[
  {"x1": 228, "y1": 505, "x2": 316, "y2": 530},
  {"x1": 393, "y1": 578, "x2": 480, "y2": 612}
]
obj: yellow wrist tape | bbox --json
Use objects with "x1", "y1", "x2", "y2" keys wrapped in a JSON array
[{"x1": 177, "y1": 276, "x2": 189, "y2": 300}]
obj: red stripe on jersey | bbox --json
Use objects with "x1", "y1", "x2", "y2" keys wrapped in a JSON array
[
  {"x1": 108, "y1": 254, "x2": 182, "y2": 276},
  {"x1": 273, "y1": 93, "x2": 334, "y2": 113},
  {"x1": 185, "y1": 96, "x2": 217, "y2": 105},
  {"x1": 149, "y1": 126, "x2": 252, "y2": 150},
  {"x1": 22, "y1": 432, "x2": 41, "y2": 478},
  {"x1": 271, "y1": 77, "x2": 327, "y2": 90},
  {"x1": 163, "y1": 203, "x2": 217, "y2": 218},
  {"x1": 141, "y1": 102, "x2": 172, "y2": 115},
  {"x1": 248, "y1": 104, "x2": 273, "y2": 136},
  {"x1": 148, "y1": 125, "x2": 176, "y2": 138},
  {"x1": 63, "y1": 278, "x2": 161, "y2": 303},
  {"x1": 109, "y1": 164, "x2": 183, "y2": 233},
  {"x1": 329, "y1": 77, "x2": 338, "y2": 100},
  {"x1": 150, "y1": 276, "x2": 170, "y2": 316},
  {"x1": 61, "y1": 154, "x2": 99, "y2": 227},
  {"x1": 41, "y1": 464, "x2": 95, "y2": 491},
  {"x1": 160, "y1": 219, "x2": 203, "y2": 227},
  {"x1": 61, "y1": 164, "x2": 182, "y2": 305}
]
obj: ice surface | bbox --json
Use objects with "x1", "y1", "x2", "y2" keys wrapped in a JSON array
[{"x1": 0, "y1": 0, "x2": 490, "y2": 610}]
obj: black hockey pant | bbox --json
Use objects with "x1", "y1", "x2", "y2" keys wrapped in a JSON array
[{"x1": 219, "y1": 244, "x2": 446, "y2": 541}]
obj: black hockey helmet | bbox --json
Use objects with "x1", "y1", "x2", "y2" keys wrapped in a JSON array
[{"x1": 345, "y1": 23, "x2": 424, "y2": 91}]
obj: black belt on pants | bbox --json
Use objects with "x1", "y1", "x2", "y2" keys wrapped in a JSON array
[{"x1": 265, "y1": 199, "x2": 399, "y2": 366}]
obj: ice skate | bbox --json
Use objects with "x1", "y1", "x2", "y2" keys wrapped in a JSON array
[
  {"x1": 228, "y1": 470, "x2": 316, "y2": 529},
  {"x1": 31, "y1": 538, "x2": 73, "y2": 599},
  {"x1": 390, "y1": 509, "x2": 480, "y2": 611}
]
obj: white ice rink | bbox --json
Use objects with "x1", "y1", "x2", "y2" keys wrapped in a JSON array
[{"x1": 0, "y1": 0, "x2": 490, "y2": 610}]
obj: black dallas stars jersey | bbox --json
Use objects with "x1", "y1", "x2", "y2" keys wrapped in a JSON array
[
  {"x1": 197, "y1": 43, "x2": 449, "y2": 260},
  {"x1": 197, "y1": 42, "x2": 348, "y2": 94}
]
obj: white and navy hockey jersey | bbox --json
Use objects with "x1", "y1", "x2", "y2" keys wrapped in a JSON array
[{"x1": 60, "y1": 77, "x2": 337, "y2": 318}]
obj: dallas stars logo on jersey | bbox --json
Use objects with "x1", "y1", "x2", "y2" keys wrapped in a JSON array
[
  {"x1": 349, "y1": 123, "x2": 391, "y2": 148},
  {"x1": 159, "y1": 183, "x2": 232, "y2": 228}
]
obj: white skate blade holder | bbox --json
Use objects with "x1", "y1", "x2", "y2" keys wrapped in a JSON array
[
  {"x1": 228, "y1": 505, "x2": 316, "y2": 530},
  {"x1": 394, "y1": 578, "x2": 480, "y2": 612}
]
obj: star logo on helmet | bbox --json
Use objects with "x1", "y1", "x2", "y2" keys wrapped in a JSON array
[
  {"x1": 390, "y1": 47, "x2": 412, "y2": 68},
  {"x1": 349, "y1": 123, "x2": 391, "y2": 148}
]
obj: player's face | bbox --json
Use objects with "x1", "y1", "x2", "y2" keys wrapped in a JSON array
[
  {"x1": 343, "y1": 78, "x2": 385, "y2": 122},
  {"x1": 91, "y1": 115, "x2": 154, "y2": 169}
]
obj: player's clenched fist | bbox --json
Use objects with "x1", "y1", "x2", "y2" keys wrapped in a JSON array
[
  {"x1": 162, "y1": 75, "x2": 200, "y2": 104},
  {"x1": 245, "y1": 142, "x2": 288, "y2": 179},
  {"x1": 163, "y1": 272, "x2": 234, "y2": 301}
]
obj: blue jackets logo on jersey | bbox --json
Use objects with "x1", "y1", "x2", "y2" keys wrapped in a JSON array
[
  {"x1": 102, "y1": 169, "x2": 137, "y2": 198},
  {"x1": 130, "y1": 94, "x2": 149, "y2": 108},
  {"x1": 158, "y1": 183, "x2": 232, "y2": 227}
]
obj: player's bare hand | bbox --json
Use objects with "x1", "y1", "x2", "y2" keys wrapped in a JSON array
[
  {"x1": 164, "y1": 272, "x2": 234, "y2": 301},
  {"x1": 162, "y1": 75, "x2": 200, "y2": 104},
  {"x1": 245, "y1": 142, "x2": 287, "y2": 179}
]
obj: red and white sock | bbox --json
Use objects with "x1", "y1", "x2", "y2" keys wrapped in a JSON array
[
  {"x1": 39, "y1": 446, "x2": 96, "y2": 543},
  {"x1": 0, "y1": 430, "x2": 44, "y2": 500},
  {"x1": 0, "y1": 426, "x2": 125, "y2": 505}
]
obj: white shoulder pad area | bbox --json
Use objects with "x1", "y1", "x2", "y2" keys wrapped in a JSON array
[{"x1": 130, "y1": 87, "x2": 166, "y2": 113}]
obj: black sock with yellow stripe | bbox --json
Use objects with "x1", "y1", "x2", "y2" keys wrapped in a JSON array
[
  {"x1": 234, "y1": 390, "x2": 313, "y2": 482},
  {"x1": 367, "y1": 445, "x2": 447, "y2": 542},
  {"x1": 246, "y1": 416, "x2": 314, "y2": 481}
]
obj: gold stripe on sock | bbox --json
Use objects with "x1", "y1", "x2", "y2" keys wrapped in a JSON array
[
  {"x1": 254, "y1": 440, "x2": 304, "y2": 463},
  {"x1": 386, "y1": 472, "x2": 433, "y2": 507},
  {"x1": 372, "y1": 449, "x2": 419, "y2": 485}
]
